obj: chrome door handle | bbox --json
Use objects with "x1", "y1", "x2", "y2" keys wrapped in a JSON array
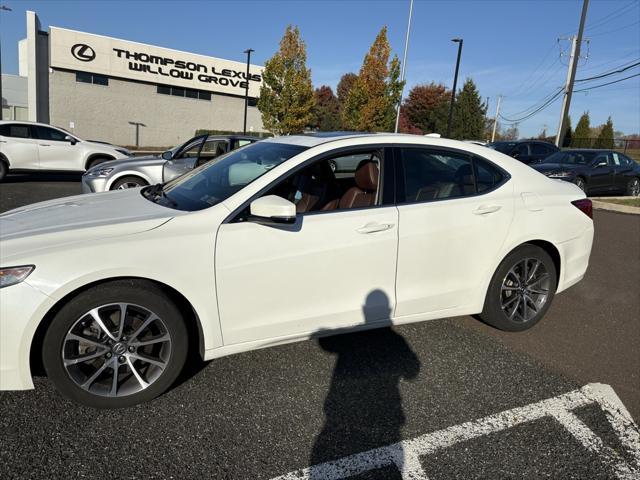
[
  {"x1": 39, "y1": 144, "x2": 50, "y2": 146},
  {"x1": 473, "y1": 205, "x2": 502, "y2": 215},
  {"x1": 357, "y1": 223, "x2": 394, "y2": 234}
]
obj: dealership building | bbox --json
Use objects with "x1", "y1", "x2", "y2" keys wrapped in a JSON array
[{"x1": 1, "y1": 11, "x2": 265, "y2": 147}]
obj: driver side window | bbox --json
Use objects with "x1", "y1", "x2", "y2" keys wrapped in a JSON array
[{"x1": 264, "y1": 150, "x2": 382, "y2": 214}]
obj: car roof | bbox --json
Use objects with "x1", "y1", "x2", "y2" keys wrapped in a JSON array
[
  {"x1": 561, "y1": 148, "x2": 612, "y2": 152},
  {"x1": 260, "y1": 132, "x2": 424, "y2": 147}
]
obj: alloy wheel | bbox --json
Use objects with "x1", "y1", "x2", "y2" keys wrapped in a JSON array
[
  {"x1": 61, "y1": 303, "x2": 172, "y2": 397},
  {"x1": 117, "y1": 182, "x2": 142, "y2": 189},
  {"x1": 629, "y1": 178, "x2": 640, "y2": 197},
  {"x1": 500, "y1": 258, "x2": 550, "y2": 323}
]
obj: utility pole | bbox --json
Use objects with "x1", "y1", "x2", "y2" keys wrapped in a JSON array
[
  {"x1": 394, "y1": 0, "x2": 414, "y2": 133},
  {"x1": 446, "y1": 38, "x2": 463, "y2": 138},
  {"x1": 242, "y1": 48, "x2": 254, "y2": 135},
  {"x1": 491, "y1": 95, "x2": 502, "y2": 142},
  {"x1": 555, "y1": 0, "x2": 589, "y2": 147}
]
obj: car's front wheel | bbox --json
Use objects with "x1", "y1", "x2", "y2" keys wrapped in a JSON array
[
  {"x1": 42, "y1": 280, "x2": 188, "y2": 408},
  {"x1": 479, "y1": 245, "x2": 557, "y2": 332},
  {"x1": 626, "y1": 177, "x2": 640, "y2": 197},
  {"x1": 0, "y1": 160, "x2": 7, "y2": 182},
  {"x1": 111, "y1": 176, "x2": 148, "y2": 190}
]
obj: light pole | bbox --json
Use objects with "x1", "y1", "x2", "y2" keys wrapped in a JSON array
[
  {"x1": 128, "y1": 121, "x2": 146, "y2": 148},
  {"x1": 243, "y1": 48, "x2": 254, "y2": 135},
  {"x1": 0, "y1": 5, "x2": 13, "y2": 121},
  {"x1": 446, "y1": 37, "x2": 463, "y2": 138},
  {"x1": 394, "y1": 0, "x2": 414, "y2": 133}
]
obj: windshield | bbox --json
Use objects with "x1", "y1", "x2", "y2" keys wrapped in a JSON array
[
  {"x1": 148, "y1": 141, "x2": 307, "y2": 211},
  {"x1": 541, "y1": 151, "x2": 595, "y2": 165},
  {"x1": 487, "y1": 142, "x2": 517, "y2": 154}
]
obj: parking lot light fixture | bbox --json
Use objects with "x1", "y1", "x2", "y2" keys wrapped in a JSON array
[
  {"x1": 128, "y1": 121, "x2": 146, "y2": 148},
  {"x1": 243, "y1": 48, "x2": 254, "y2": 136},
  {"x1": 446, "y1": 37, "x2": 463, "y2": 139}
]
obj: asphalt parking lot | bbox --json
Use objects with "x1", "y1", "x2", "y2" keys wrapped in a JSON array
[{"x1": 1, "y1": 175, "x2": 639, "y2": 479}]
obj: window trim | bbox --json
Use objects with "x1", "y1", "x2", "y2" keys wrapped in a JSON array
[
  {"x1": 224, "y1": 144, "x2": 395, "y2": 224},
  {"x1": 394, "y1": 145, "x2": 511, "y2": 206}
]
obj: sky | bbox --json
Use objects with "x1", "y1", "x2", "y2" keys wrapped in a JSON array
[{"x1": 0, "y1": 0, "x2": 639, "y2": 138}]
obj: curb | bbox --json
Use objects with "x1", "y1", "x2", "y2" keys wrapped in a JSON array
[{"x1": 591, "y1": 197, "x2": 640, "y2": 215}]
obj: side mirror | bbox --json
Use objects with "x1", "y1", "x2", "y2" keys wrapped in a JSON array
[
  {"x1": 161, "y1": 150, "x2": 173, "y2": 160},
  {"x1": 249, "y1": 195, "x2": 296, "y2": 225},
  {"x1": 65, "y1": 135, "x2": 77, "y2": 145}
]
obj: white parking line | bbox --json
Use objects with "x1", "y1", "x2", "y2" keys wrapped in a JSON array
[{"x1": 271, "y1": 383, "x2": 640, "y2": 480}]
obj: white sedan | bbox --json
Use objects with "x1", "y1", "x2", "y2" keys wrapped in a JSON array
[{"x1": 0, "y1": 133, "x2": 594, "y2": 408}]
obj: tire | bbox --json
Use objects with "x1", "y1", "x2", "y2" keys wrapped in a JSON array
[
  {"x1": 42, "y1": 280, "x2": 188, "y2": 408},
  {"x1": 86, "y1": 157, "x2": 112, "y2": 170},
  {"x1": 626, "y1": 177, "x2": 640, "y2": 197},
  {"x1": 111, "y1": 176, "x2": 148, "y2": 190},
  {"x1": 479, "y1": 245, "x2": 557, "y2": 332},
  {"x1": 0, "y1": 160, "x2": 7, "y2": 182},
  {"x1": 575, "y1": 177, "x2": 586, "y2": 193}
]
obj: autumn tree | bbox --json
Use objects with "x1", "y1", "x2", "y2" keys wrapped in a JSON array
[
  {"x1": 342, "y1": 27, "x2": 404, "y2": 132},
  {"x1": 502, "y1": 125, "x2": 520, "y2": 140},
  {"x1": 258, "y1": 25, "x2": 314, "y2": 135},
  {"x1": 451, "y1": 78, "x2": 486, "y2": 140},
  {"x1": 398, "y1": 106, "x2": 423, "y2": 134},
  {"x1": 336, "y1": 73, "x2": 358, "y2": 106},
  {"x1": 563, "y1": 115, "x2": 573, "y2": 147},
  {"x1": 402, "y1": 82, "x2": 450, "y2": 135},
  {"x1": 311, "y1": 86, "x2": 341, "y2": 131},
  {"x1": 571, "y1": 112, "x2": 591, "y2": 148},
  {"x1": 594, "y1": 116, "x2": 615, "y2": 149}
]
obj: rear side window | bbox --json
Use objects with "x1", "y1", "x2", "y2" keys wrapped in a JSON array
[
  {"x1": 0, "y1": 124, "x2": 30, "y2": 138},
  {"x1": 474, "y1": 157, "x2": 506, "y2": 193},
  {"x1": 399, "y1": 148, "x2": 507, "y2": 203},
  {"x1": 34, "y1": 126, "x2": 69, "y2": 142},
  {"x1": 531, "y1": 143, "x2": 553, "y2": 155}
]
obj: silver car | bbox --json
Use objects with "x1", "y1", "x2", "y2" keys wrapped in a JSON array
[{"x1": 82, "y1": 134, "x2": 257, "y2": 192}]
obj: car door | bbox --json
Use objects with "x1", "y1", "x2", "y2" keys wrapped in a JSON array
[
  {"x1": 0, "y1": 123, "x2": 39, "y2": 169},
  {"x1": 215, "y1": 147, "x2": 398, "y2": 345},
  {"x1": 512, "y1": 143, "x2": 531, "y2": 163},
  {"x1": 32, "y1": 125, "x2": 80, "y2": 171},
  {"x1": 589, "y1": 152, "x2": 615, "y2": 192},
  {"x1": 611, "y1": 152, "x2": 633, "y2": 192},
  {"x1": 394, "y1": 146, "x2": 514, "y2": 317},
  {"x1": 196, "y1": 139, "x2": 230, "y2": 167}
]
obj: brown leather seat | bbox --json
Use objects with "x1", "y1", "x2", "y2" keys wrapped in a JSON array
[
  {"x1": 324, "y1": 161, "x2": 379, "y2": 210},
  {"x1": 292, "y1": 162, "x2": 339, "y2": 213}
]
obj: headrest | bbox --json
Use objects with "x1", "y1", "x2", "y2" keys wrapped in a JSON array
[{"x1": 355, "y1": 161, "x2": 379, "y2": 191}]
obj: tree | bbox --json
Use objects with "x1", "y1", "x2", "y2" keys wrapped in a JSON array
[
  {"x1": 398, "y1": 106, "x2": 423, "y2": 134},
  {"x1": 311, "y1": 85, "x2": 341, "y2": 131},
  {"x1": 571, "y1": 112, "x2": 591, "y2": 148},
  {"x1": 451, "y1": 78, "x2": 486, "y2": 140},
  {"x1": 594, "y1": 116, "x2": 615, "y2": 149},
  {"x1": 502, "y1": 125, "x2": 519, "y2": 140},
  {"x1": 336, "y1": 73, "x2": 358, "y2": 106},
  {"x1": 257, "y1": 25, "x2": 315, "y2": 135},
  {"x1": 342, "y1": 27, "x2": 404, "y2": 132},
  {"x1": 563, "y1": 115, "x2": 573, "y2": 147},
  {"x1": 402, "y1": 82, "x2": 450, "y2": 135}
]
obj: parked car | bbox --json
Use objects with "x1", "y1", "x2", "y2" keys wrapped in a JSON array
[
  {"x1": 0, "y1": 121, "x2": 129, "y2": 181},
  {"x1": 87, "y1": 140, "x2": 133, "y2": 157},
  {"x1": 82, "y1": 134, "x2": 257, "y2": 192},
  {"x1": 530, "y1": 149, "x2": 640, "y2": 196},
  {"x1": 0, "y1": 133, "x2": 594, "y2": 407},
  {"x1": 487, "y1": 140, "x2": 559, "y2": 164}
]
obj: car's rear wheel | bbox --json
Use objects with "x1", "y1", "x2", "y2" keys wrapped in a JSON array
[
  {"x1": 479, "y1": 245, "x2": 557, "y2": 332},
  {"x1": 42, "y1": 280, "x2": 188, "y2": 408},
  {"x1": 111, "y1": 176, "x2": 148, "y2": 190},
  {"x1": 575, "y1": 177, "x2": 586, "y2": 193},
  {"x1": 626, "y1": 177, "x2": 640, "y2": 197}
]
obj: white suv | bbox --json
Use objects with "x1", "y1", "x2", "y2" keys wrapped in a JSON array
[{"x1": 0, "y1": 121, "x2": 129, "y2": 181}]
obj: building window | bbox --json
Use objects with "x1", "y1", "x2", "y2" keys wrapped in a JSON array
[
  {"x1": 157, "y1": 84, "x2": 212, "y2": 101},
  {"x1": 248, "y1": 97, "x2": 258, "y2": 107},
  {"x1": 76, "y1": 72, "x2": 109, "y2": 85}
]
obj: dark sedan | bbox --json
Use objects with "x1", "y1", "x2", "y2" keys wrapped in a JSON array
[
  {"x1": 487, "y1": 140, "x2": 559, "y2": 164},
  {"x1": 531, "y1": 149, "x2": 640, "y2": 196}
]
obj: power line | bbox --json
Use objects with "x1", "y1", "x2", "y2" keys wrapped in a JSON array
[
  {"x1": 504, "y1": 41, "x2": 559, "y2": 97},
  {"x1": 588, "y1": 19, "x2": 640, "y2": 38},
  {"x1": 578, "y1": 53, "x2": 639, "y2": 73},
  {"x1": 575, "y1": 61, "x2": 640, "y2": 82},
  {"x1": 574, "y1": 72, "x2": 640, "y2": 92},
  {"x1": 583, "y1": 1, "x2": 638, "y2": 32},
  {"x1": 499, "y1": 89, "x2": 564, "y2": 123}
]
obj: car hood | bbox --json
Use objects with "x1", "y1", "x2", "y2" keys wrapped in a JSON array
[
  {"x1": 0, "y1": 189, "x2": 178, "y2": 260},
  {"x1": 91, "y1": 155, "x2": 165, "y2": 170}
]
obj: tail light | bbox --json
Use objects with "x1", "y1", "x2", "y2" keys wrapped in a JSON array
[{"x1": 572, "y1": 198, "x2": 593, "y2": 219}]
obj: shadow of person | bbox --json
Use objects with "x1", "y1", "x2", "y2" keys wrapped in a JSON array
[{"x1": 310, "y1": 290, "x2": 421, "y2": 479}]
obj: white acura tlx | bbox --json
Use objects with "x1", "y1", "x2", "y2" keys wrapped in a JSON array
[{"x1": 0, "y1": 133, "x2": 594, "y2": 408}]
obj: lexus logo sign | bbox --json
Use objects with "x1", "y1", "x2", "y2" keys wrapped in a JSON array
[{"x1": 71, "y1": 44, "x2": 96, "y2": 62}]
